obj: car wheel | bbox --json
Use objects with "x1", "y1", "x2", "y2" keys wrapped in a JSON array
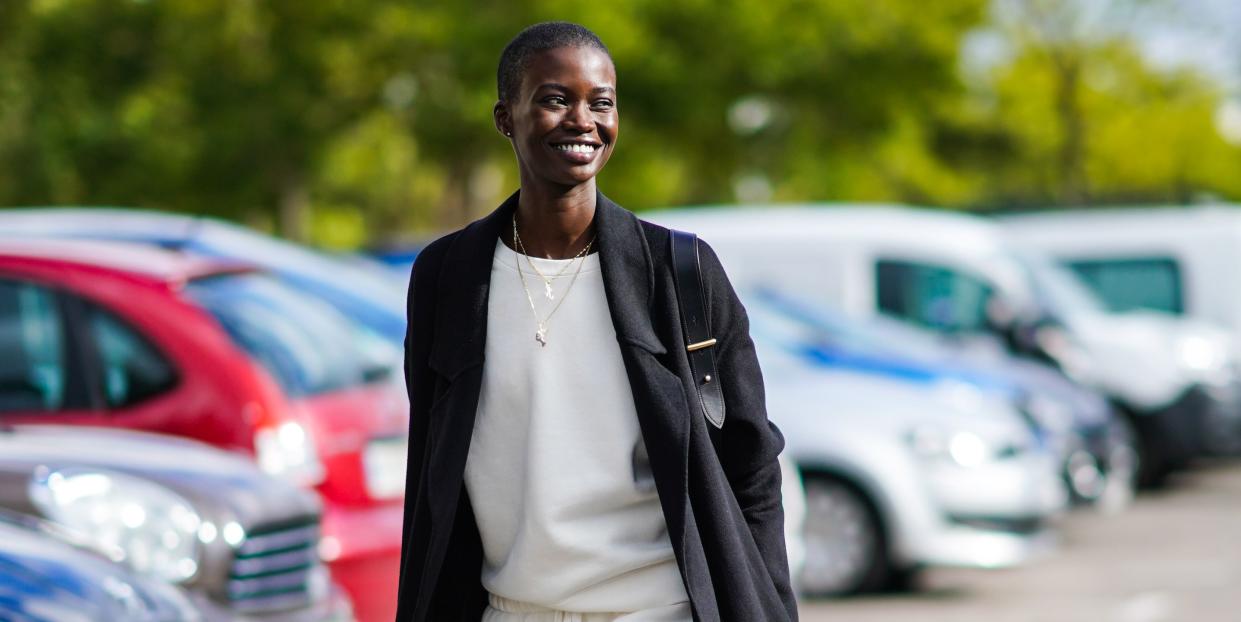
[
  {"x1": 798, "y1": 475, "x2": 888, "y2": 597},
  {"x1": 1064, "y1": 448, "x2": 1106, "y2": 504},
  {"x1": 1098, "y1": 413, "x2": 1139, "y2": 512},
  {"x1": 1129, "y1": 409, "x2": 1174, "y2": 488}
]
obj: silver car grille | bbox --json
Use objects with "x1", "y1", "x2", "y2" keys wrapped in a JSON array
[{"x1": 228, "y1": 519, "x2": 320, "y2": 613}]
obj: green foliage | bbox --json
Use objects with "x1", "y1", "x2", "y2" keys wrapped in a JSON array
[
  {"x1": 0, "y1": 0, "x2": 1236, "y2": 247},
  {"x1": 978, "y1": 42, "x2": 1241, "y2": 204},
  {"x1": 941, "y1": 0, "x2": 1241, "y2": 208}
]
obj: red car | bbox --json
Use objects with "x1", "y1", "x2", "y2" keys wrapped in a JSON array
[{"x1": 0, "y1": 238, "x2": 408, "y2": 622}]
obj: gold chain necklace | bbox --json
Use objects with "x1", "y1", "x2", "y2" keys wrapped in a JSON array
[
  {"x1": 511, "y1": 214, "x2": 596, "y2": 347},
  {"x1": 513, "y1": 215, "x2": 596, "y2": 300}
]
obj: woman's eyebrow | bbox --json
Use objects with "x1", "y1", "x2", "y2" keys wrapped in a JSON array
[{"x1": 535, "y1": 83, "x2": 616, "y2": 95}]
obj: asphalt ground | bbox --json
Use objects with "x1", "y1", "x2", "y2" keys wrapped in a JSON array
[{"x1": 797, "y1": 459, "x2": 1241, "y2": 622}]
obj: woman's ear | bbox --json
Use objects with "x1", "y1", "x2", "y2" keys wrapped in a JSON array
[{"x1": 494, "y1": 101, "x2": 513, "y2": 138}]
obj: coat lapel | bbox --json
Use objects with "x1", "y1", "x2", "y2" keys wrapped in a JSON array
[
  {"x1": 428, "y1": 192, "x2": 516, "y2": 379},
  {"x1": 592, "y1": 191, "x2": 666, "y2": 354},
  {"x1": 594, "y1": 191, "x2": 694, "y2": 589}
]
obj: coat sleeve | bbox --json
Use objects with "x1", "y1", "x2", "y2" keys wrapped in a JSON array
[
  {"x1": 697, "y1": 239, "x2": 799, "y2": 620},
  {"x1": 395, "y1": 237, "x2": 449, "y2": 621}
]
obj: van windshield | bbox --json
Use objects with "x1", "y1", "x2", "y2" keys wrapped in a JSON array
[
  {"x1": 1014, "y1": 250, "x2": 1109, "y2": 319},
  {"x1": 184, "y1": 272, "x2": 396, "y2": 397}
]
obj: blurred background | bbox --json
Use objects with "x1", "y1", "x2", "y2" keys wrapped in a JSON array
[{"x1": 3, "y1": 1, "x2": 1241, "y2": 621}]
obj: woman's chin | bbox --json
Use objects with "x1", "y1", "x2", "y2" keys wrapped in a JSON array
[
  {"x1": 520, "y1": 155, "x2": 610, "y2": 189},
  {"x1": 542, "y1": 166, "x2": 604, "y2": 188}
]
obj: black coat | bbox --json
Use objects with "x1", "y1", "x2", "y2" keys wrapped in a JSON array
[{"x1": 395, "y1": 190, "x2": 797, "y2": 622}]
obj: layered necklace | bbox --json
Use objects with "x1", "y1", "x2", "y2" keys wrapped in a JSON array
[{"x1": 512, "y1": 213, "x2": 597, "y2": 347}]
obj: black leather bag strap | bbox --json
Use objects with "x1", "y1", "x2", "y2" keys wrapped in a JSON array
[{"x1": 670, "y1": 229, "x2": 726, "y2": 429}]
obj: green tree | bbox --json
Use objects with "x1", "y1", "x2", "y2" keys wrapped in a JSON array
[
  {"x1": 943, "y1": 0, "x2": 1241, "y2": 207},
  {"x1": 0, "y1": 0, "x2": 400, "y2": 241},
  {"x1": 2, "y1": 0, "x2": 995, "y2": 243}
]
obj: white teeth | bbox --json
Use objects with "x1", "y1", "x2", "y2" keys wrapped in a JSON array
[{"x1": 556, "y1": 144, "x2": 596, "y2": 153}]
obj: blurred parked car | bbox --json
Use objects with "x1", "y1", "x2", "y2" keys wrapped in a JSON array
[
  {"x1": 0, "y1": 510, "x2": 202, "y2": 622},
  {"x1": 1004, "y1": 206, "x2": 1241, "y2": 455},
  {"x1": 750, "y1": 287, "x2": 1137, "y2": 511},
  {"x1": 780, "y1": 452, "x2": 807, "y2": 587},
  {"x1": 0, "y1": 424, "x2": 354, "y2": 620},
  {"x1": 0, "y1": 208, "x2": 410, "y2": 345},
  {"x1": 647, "y1": 205, "x2": 1241, "y2": 486},
  {"x1": 0, "y1": 239, "x2": 405, "y2": 622},
  {"x1": 1011, "y1": 249, "x2": 1241, "y2": 461},
  {"x1": 362, "y1": 241, "x2": 428, "y2": 278},
  {"x1": 749, "y1": 306, "x2": 1065, "y2": 596},
  {"x1": 1001, "y1": 206, "x2": 1236, "y2": 317}
]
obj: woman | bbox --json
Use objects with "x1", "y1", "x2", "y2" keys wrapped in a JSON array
[{"x1": 395, "y1": 22, "x2": 796, "y2": 622}]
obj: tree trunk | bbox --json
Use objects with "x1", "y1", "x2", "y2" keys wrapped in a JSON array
[
  {"x1": 279, "y1": 173, "x2": 309, "y2": 242},
  {"x1": 437, "y1": 160, "x2": 473, "y2": 230},
  {"x1": 1053, "y1": 53, "x2": 1088, "y2": 204}
]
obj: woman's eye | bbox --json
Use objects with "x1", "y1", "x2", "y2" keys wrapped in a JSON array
[
  {"x1": 543, "y1": 96, "x2": 567, "y2": 106},
  {"x1": 592, "y1": 100, "x2": 615, "y2": 110}
]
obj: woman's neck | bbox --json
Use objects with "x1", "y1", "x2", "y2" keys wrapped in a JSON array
[{"x1": 509, "y1": 181, "x2": 598, "y2": 259}]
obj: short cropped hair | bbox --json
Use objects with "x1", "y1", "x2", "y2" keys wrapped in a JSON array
[{"x1": 497, "y1": 22, "x2": 611, "y2": 103}]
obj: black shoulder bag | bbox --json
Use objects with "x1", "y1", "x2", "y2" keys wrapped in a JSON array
[{"x1": 669, "y1": 229, "x2": 726, "y2": 430}]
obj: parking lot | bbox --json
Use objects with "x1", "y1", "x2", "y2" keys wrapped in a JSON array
[{"x1": 799, "y1": 460, "x2": 1241, "y2": 622}]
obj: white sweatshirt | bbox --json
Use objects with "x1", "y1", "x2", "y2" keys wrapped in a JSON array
[{"x1": 464, "y1": 238, "x2": 691, "y2": 618}]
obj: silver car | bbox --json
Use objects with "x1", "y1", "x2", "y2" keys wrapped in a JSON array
[
  {"x1": 0, "y1": 424, "x2": 354, "y2": 621},
  {"x1": 752, "y1": 306, "x2": 1066, "y2": 596},
  {"x1": 0, "y1": 510, "x2": 203, "y2": 621}
]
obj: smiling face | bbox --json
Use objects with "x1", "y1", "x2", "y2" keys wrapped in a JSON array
[{"x1": 495, "y1": 45, "x2": 618, "y2": 189}]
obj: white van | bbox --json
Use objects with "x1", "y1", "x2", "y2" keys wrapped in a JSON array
[
  {"x1": 645, "y1": 205, "x2": 1241, "y2": 484},
  {"x1": 1004, "y1": 205, "x2": 1241, "y2": 355}
]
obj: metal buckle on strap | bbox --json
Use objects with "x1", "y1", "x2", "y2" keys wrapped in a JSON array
[{"x1": 686, "y1": 338, "x2": 717, "y2": 352}]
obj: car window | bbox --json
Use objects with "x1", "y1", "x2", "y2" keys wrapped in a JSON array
[
  {"x1": 184, "y1": 272, "x2": 384, "y2": 397},
  {"x1": 1015, "y1": 251, "x2": 1109, "y2": 318},
  {"x1": 0, "y1": 279, "x2": 67, "y2": 412},
  {"x1": 1066, "y1": 257, "x2": 1183, "y2": 315},
  {"x1": 81, "y1": 303, "x2": 178, "y2": 408},
  {"x1": 875, "y1": 259, "x2": 995, "y2": 333},
  {"x1": 196, "y1": 223, "x2": 405, "y2": 316}
]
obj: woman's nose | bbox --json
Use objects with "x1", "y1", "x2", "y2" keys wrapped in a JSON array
[{"x1": 562, "y1": 101, "x2": 596, "y2": 132}]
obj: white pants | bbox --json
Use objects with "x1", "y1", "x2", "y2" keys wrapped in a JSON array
[{"x1": 482, "y1": 593, "x2": 693, "y2": 622}]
